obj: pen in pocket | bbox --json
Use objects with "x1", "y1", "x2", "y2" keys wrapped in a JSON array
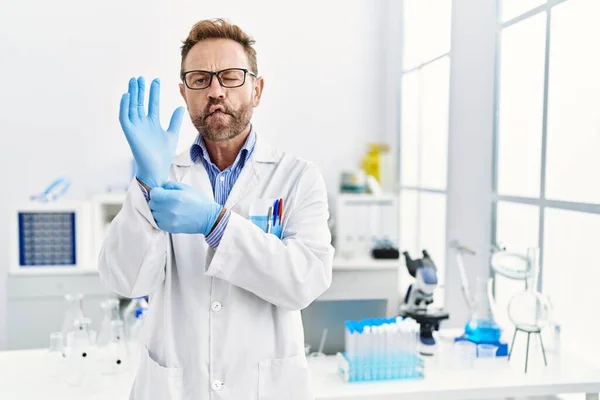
[
  {"x1": 272, "y1": 199, "x2": 279, "y2": 227},
  {"x1": 267, "y1": 206, "x2": 273, "y2": 233},
  {"x1": 278, "y1": 198, "x2": 283, "y2": 225}
]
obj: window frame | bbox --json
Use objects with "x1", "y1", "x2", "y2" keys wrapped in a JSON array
[
  {"x1": 491, "y1": 0, "x2": 600, "y2": 292},
  {"x1": 398, "y1": 0, "x2": 453, "y2": 303}
]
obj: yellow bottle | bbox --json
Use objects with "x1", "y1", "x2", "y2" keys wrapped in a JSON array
[{"x1": 361, "y1": 144, "x2": 389, "y2": 183}]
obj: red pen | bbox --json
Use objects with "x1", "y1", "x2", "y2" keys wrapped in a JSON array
[{"x1": 278, "y1": 198, "x2": 283, "y2": 225}]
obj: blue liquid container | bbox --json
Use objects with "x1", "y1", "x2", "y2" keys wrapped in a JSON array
[{"x1": 464, "y1": 319, "x2": 502, "y2": 343}]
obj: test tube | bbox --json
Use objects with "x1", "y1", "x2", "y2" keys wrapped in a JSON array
[
  {"x1": 383, "y1": 324, "x2": 390, "y2": 364},
  {"x1": 384, "y1": 324, "x2": 392, "y2": 379},
  {"x1": 364, "y1": 325, "x2": 372, "y2": 381},
  {"x1": 372, "y1": 326, "x2": 379, "y2": 380},
  {"x1": 356, "y1": 323, "x2": 364, "y2": 380},
  {"x1": 353, "y1": 323, "x2": 359, "y2": 362},
  {"x1": 395, "y1": 323, "x2": 402, "y2": 378},
  {"x1": 344, "y1": 322, "x2": 350, "y2": 359},
  {"x1": 350, "y1": 323, "x2": 356, "y2": 362}
]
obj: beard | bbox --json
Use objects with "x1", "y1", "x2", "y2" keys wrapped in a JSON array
[{"x1": 191, "y1": 98, "x2": 253, "y2": 142}]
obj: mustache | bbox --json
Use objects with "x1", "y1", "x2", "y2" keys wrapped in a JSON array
[{"x1": 203, "y1": 100, "x2": 233, "y2": 117}]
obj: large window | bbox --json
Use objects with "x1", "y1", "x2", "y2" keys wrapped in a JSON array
[
  {"x1": 399, "y1": 0, "x2": 452, "y2": 305},
  {"x1": 493, "y1": 0, "x2": 600, "y2": 367}
]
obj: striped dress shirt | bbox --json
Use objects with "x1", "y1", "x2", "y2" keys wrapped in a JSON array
[
  {"x1": 139, "y1": 128, "x2": 256, "y2": 248},
  {"x1": 191, "y1": 128, "x2": 256, "y2": 247}
]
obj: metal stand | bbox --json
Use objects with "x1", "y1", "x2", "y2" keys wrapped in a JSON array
[{"x1": 508, "y1": 325, "x2": 547, "y2": 373}]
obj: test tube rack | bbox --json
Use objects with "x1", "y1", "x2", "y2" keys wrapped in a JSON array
[{"x1": 339, "y1": 317, "x2": 424, "y2": 383}]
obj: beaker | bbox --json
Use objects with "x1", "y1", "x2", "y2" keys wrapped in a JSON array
[
  {"x1": 476, "y1": 343, "x2": 499, "y2": 369},
  {"x1": 434, "y1": 331, "x2": 457, "y2": 369},
  {"x1": 454, "y1": 341, "x2": 476, "y2": 369},
  {"x1": 477, "y1": 344, "x2": 498, "y2": 358},
  {"x1": 464, "y1": 277, "x2": 502, "y2": 343},
  {"x1": 45, "y1": 332, "x2": 67, "y2": 380}
]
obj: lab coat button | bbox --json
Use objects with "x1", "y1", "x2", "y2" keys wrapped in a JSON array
[
  {"x1": 212, "y1": 380, "x2": 223, "y2": 391},
  {"x1": 211, "y1": 301, "x2": 222, "y2": 312}
]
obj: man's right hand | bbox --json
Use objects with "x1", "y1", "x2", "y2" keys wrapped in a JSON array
[{"x1": 119, "y1": 77, "x2": 186, "y2": 189}]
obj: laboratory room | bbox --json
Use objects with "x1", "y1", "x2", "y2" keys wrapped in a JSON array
[{"x1": 1, "y1": 0, "x2": 600, "y2": 399}]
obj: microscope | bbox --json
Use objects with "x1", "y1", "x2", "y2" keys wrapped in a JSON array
[{"x1": 398, "y1": 250, "x2": 449, "y2": 356}]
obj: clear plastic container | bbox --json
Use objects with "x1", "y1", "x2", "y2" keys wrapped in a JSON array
[
  {"x1": 454, "y1": 341, "x2": 476, "y2": 369},
  {"x1": 435, "y1": 331, "x2": 458, "y2": 369},
  {"x1": 477, "y1": 344, "x2": 498, "y2": 358},
  {"x1": 45, "y1": 332, "x2": 66, "y2": 380}
]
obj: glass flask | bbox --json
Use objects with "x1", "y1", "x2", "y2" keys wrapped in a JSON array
[
  {"x1": 97, "y1": 298, "x2": 121, "y2": 348},
  {"x1": 65, "y1": 318, "x2": 97, "y2": 387},
  {"x1": 507, "y1": 247, "x2": 551, "y2": 330},
  {"x1": 61, "y1": 293, "x2": 85, "y2": 346},
  {"x1": 464, "y1": 277, "x2": 502, "y2": 343},
  {"x1": 101, "y1": 320, "x2": 129, "y2": 375}
]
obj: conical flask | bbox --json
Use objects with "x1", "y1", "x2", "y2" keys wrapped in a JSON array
[
  {"x1": 97, "y1": 298, "x2": 121, "y2": 348},
  {"x1": 99, "y1": 319, "x2": 129, "y2": 375},
  {"x1": 464, "y1": 277, "x2": 502, "y2": 343},
  {"x1": 65, "y1": 317, "x2": 96, "y2": 387},
  {"x1": 61, "y1": 293, "x2": 85, "y2": 347}
]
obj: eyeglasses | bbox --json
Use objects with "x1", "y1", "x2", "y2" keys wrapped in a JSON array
[{"x1": 180, "y1": 68, "x2": 256, "y2": 90}]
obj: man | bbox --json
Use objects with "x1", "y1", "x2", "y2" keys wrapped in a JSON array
[{"x1": 98, "y1": 18, "x2": 334, "y2": 400}]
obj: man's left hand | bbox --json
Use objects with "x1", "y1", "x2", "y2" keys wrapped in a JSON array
[{"x1": 149, "y1": 181, "x2": 223, "y2": 235}]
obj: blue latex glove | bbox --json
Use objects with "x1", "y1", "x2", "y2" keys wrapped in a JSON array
[
  {"x1": 149, "y1": 181, "x2": 224, "y2": 235},
  {"x1": 119, "y1": 77, "x2": 186, "y2": 189}
]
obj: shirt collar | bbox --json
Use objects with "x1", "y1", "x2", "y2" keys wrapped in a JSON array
[{"x1": 190, "y1": 125, "x2": 256, "y2": 169}]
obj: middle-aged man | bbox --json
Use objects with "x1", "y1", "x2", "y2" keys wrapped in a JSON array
[{"x1": 98, "y1": 18, "x2": 334, "y2": 400}]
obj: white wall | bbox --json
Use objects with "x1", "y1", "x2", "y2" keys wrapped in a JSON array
[{"x1": 0, "y1": 0, "x2": 392, "y2": 348}]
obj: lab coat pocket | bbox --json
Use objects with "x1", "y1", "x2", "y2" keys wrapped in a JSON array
[
  {"x1": 249, "y1": 198, "x2": 284, "y2": 239},
  {"x1": 249, "y1": 215, "x2": 283, "y2": 239},
  {"x1": 130, "y1": 345, "x2": 183, "y2": 400},
  {"x1": 258, "y1": 353, "x2": 313, "y2": 400}
]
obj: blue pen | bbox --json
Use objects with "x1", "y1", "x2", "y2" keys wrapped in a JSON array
[{"x1": 272, "y1": 199, "x2": 279, "y2": 226}]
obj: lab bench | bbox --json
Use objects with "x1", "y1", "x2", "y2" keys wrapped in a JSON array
[
  {"x1": 6, "y1": 257, "x2": 402, "y2": 350},
  {"x1": 0, "y1": 347, "x2": 598, "y2": 399}
]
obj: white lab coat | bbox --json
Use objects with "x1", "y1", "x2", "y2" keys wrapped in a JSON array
[{"x1": 98, "y1": 134, "x2": 335, "y2": 400}]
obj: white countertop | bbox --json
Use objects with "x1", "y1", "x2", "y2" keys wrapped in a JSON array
[
  {"x1": 309, "y1": 354, "x2": 600, "y2": 400},
  {"x1": 0, "y1": 348, "x2": 598, "y2": 400}
]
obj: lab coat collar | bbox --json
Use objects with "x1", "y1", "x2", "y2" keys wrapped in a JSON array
[{"x1": 172, "y1": 130, "x2": 280, "y2": 209}]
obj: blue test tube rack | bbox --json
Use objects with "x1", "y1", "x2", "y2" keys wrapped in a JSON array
[{"x1": 338, "y1": 317, "x2": 424, "y2": 383}]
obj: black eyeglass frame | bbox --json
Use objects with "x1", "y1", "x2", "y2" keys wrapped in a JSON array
[{"x1": 180, "y1": 68, "x2": 257, "y2": 90}]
